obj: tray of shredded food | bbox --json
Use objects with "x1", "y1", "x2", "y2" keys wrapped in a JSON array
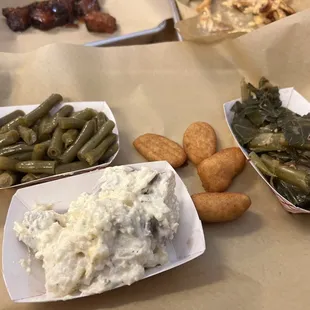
[
  {"x1": 0, "y1": 94, "x2": 119, "y2": 189},
  {"x1": 173, "y1": 0, "x2": 297, "y2": 42},
  {"x1": 224, "y1": 77, "x2": 310, "y2": 214},
  {"x1": 2, "y1": 161, "x2": 206, "y2": 302}
]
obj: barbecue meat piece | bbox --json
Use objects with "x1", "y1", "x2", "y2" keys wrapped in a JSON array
[
  {"x1": 2, "y1": 0, "x2": 117, "y2": 33},
  {"x1": 30, "y1": 0, "x2": 76, "y2": 31},
  {"x1": 84, "y1": 11, "x2": 117, "y2": 33},
  {"x1": 75, "y1": 0, "x2": 101, "y2": 17},
  {"x1": 30, "y1": 1, "x2": 56, "y2": 30},
  {"x1": 2, "y1": 6, "x2": 31, "y2": 32},
  {"x1": 50, "y1": 0, "x2": 76, "y2": 24}
]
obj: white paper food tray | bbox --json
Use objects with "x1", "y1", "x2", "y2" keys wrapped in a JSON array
[
  {"x1": 224, "y1": 87, "x2": 310, "y2": 214},
  {"x1": 0, "y1": 101, "x2": 119, "y2": 189},
  {"x1": 2, "y1": 161, "x2": 206, "y2": 303}
]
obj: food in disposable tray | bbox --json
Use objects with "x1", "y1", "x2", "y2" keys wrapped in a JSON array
[
  {"x1": 0, "y1": 95, "x2": 119, "y2": 189},
  {"x1": 224, "y1": 77, "x2": 310, "y2": 213},
  {"x1": 2, "y1": 0, "x2": 117, "y2": 33},
  {"x1": 2, "y1": 161, "x2": 205, "y2": 302}
]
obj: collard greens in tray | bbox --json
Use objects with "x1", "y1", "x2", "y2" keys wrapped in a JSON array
[{"x1": 229, "y1": 78, "x2": 310, "y2": 212}]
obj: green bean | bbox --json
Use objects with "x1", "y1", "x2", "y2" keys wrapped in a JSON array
[
  {"x1": 0, "y1": 156, "x2": 19, "y2": 171},
  {"x1": 17, "y1": 125, "x2": 37, "y2": 145},
  {"x1": 21, "y1": 173, "x2": 49, "y2": 183},
  {"x1": 31, "y1": 122, "x2": 40, "y2": 137},
  {"x1": 38, "y1": 115, "x2": 52, "y2": 142},
  {"x1": 99, "y1": 143, "x2": 119, "y2": 163},
  {"x1": 0, "y1": 110, "x2": 25, "y2": 127},
  {"x1": 0, "y1": 130, "x2": 20, "y2": 148},
  {"x1": 94, "y1": 112, "x2": 108, "y2": 131},
  {"x1": 84, "y1": 134, "x2": 117, "y2": 166},
  {"x1": 16, "y1": 161, "x2": 56, "y2": 175},
  {"x1": 59, "y1": 120, "x2": 95, "y2": 164},
  {"x1": 73, "y1": 108, "x2": 97, "y2": 121},
  {"x1": 0, "y1": 171, "x2": 18, "y2": 188},
  {"x1": 0, "y1": 144, "x2": 34, "y2": 156},
  {"x1": 0, "y1": 116, "x2": 26, "y2": 134},
  {"x1": 58, "y1": 117, "x2": 86, "y2": 130},
  {"x1": 32, "y1": 140, "x2": 51, "y2": 160},
  {"x1": 48, "y1": 127, "x2": 64, "y2": 159},
  {"x1": 43, "y1": 105, "x2": 74, "y2": 135},
  {"x1": 62, "y1": 129, "x2": 79, "y2": 148},
  {"x1": 24, "y1": 94, "x2": 63, "y2": 127},
  {"x1": 78, "y1": 120, "x2": 115, "y2": 161},
  {"x1": 55, "y1": 161, "x2": 90, "y2": 174},
  {"x1": 9, "y1": 152, "x2": 33, "y2": 161}
]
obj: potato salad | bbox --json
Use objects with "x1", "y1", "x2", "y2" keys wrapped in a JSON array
[{"x1": 14, "y1": 166, "x2": 180, "y2": 298}]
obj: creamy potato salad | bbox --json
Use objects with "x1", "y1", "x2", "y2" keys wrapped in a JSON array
[{"x1": 14, "y1": 166, "x2": 179, "y2": 298}]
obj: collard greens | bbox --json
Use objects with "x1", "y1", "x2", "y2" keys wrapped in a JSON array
[{"x1": 231, "y1": 78, "x2": 310, "y2": 210}]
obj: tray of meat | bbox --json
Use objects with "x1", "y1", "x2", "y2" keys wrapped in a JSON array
[
  {"x1": 2, "y1": 0, "x2": 116, "y2": 34},
  {"x1": 0, "y1": 0, "x2": 171, "y2": 51}
]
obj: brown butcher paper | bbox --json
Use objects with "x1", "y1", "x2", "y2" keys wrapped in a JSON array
[{"x1": 1, "y1": 9, "x2": 310, "y2": 310}]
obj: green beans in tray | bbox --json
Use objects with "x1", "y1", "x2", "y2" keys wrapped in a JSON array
[
  {"x1": 0, "y1": 97, "x2": 119, "y2": 188},
  {"x1": 230, "y1": 77, "x2": 310, "y2": 211}
]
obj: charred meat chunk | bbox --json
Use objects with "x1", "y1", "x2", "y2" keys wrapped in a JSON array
[
  {"x1": 84, "y1": 11, "x2": 117, "y2": 33},
  {"x1": 50, "y1": 0, "x2": 76, "y2": 24},
  {"x1": 30, "y1": 0, "x2": 75, "y2": 31},
  {"x1": 75, "y1": 0, "x2": 101, "y2": 17},
  {"x1": 2, "y1": 6, "x2": 31, "y2": 32},
  {"x1": 30, "y1": 1, "x2": 56, "y2": 31},
  {"x1": 2, "y1": 0, "x2": 116, "y2": 33}
]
